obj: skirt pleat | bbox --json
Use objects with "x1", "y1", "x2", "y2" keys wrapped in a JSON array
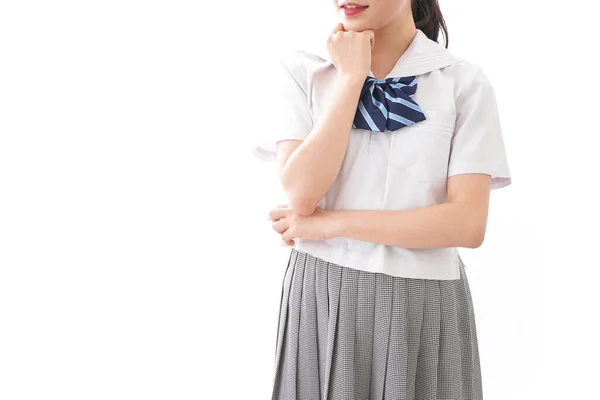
[{"x1": 271, "y1": 249, "x2": 483, "y2": 400}]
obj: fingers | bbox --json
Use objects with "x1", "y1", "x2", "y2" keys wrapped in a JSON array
[
  {"x1": 269, "y1": 205, "x2": 290, "y2": 221},
  {"x1": 267, "y1": 203, "x2": 296, "y2": 246},
  {"x1": 272, "y1": 218, "x2": 289, "y2": 234},
  {"x1": 281, "y1": 236, "x2": 295, "y2": 246},
  {"x1": 281, "y1": 229, "x2": 296, "y2": 245},
  {"x1": 274, "y1": 220, "x2": 295, "y2": 246},
  {"x1": 268, "y1": 210, "x2": 285, "y2": 222},
  {"x1": 362, "y1": 29, "x2": 375, "y2": 48},
  {"x1": 331, "y1": 22, "x2": 345, "y2": 35}
]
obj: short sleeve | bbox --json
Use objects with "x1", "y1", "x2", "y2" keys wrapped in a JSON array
[
  {"x1": 251, "y1": 55, "x2": 314, "y2": 162},
  {"x1": 447, "y1": 63, "x2": 512, "y2": 190}
]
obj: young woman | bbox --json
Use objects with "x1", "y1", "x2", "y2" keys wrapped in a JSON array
[{"x1": 253, "y1": 0, "x2": 511, "y2": 399}]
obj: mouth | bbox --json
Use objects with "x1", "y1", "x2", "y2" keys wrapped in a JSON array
[
  {"x1": 340, "y1": 2, "x2": 369, "y2": 8},
  {"x1": 340, "y1": 2, "x2": 369, "y2": 15}
]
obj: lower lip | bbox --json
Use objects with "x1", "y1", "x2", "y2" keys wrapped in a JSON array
[{"x1": 342, "y1": 6, "x2": 368, "y2": 16}]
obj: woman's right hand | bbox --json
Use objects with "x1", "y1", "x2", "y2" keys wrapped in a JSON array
[{"x1": 326, "y1": 23, "x2": 374, "y2": 79}]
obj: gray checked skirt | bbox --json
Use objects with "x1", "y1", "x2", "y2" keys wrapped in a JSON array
[{"x1": 271, "y1": 248, "x2": 483, "y2": 400}]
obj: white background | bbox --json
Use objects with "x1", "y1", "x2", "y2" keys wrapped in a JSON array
[{"x1": 1, "y1": 0, "x2": 599, "y2": 399}]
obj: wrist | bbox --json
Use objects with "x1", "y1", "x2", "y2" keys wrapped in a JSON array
[
  {"x1": 325, "y1": 210, "x2": 346, "y2": 239},
  {"x1": 337, "y1": 72, "x2": 366, "y2": 89}
]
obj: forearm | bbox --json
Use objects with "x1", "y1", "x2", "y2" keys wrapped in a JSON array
[
  {"x1": 328, "y1": 202, "x2": 487, "y2": 249},
  {"x1": 281, "y1": 73, "x2": 364, "y2": 216}
]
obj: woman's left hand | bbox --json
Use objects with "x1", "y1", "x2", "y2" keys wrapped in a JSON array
[{"x1": 269, "y1": 204, "x2": 335, "y2": 246}]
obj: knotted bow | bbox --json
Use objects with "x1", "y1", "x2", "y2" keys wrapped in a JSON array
[{"x1": 352, "y1": 76, "x2": 426, "y2": 132}]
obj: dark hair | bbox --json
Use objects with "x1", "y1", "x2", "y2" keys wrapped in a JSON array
[{"x1": 412, "y1": 0, "x2": 449, "y2": 48}]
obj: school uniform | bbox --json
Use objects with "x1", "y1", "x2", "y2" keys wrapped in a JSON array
[{"x1": 253, "y1": 28, "x2": 511, "y2": 400}]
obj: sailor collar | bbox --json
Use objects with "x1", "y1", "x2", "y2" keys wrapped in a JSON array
[{"x1": 308, "y1": 28, "x2": 463, "y2": 78}]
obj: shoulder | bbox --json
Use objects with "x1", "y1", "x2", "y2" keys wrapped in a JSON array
[
  {"x1": 440, "y1": 59, "x2": 497, "y2": 103},
  {"x1": 278, "y1": 48, "x2": 332, "y2": 89},
  {"x1": 442, "y1": 59, "x2": 494, "y2": 86},
  {"x1": 444, "y1": 59, "x2": 492, "y2": 94}
]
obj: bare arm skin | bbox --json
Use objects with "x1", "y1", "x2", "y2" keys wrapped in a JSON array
[
  {"x1": 275, "y1": 26, "x2": 375, "y2": 216},
  {"x1": 275, "y1": 74, "x2": 364, "y2": 216},
  {"x1": 324, "y1": 173, "x2": 491, "y2": 249}
]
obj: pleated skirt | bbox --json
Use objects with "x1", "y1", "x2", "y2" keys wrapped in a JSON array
[{"x1": 271, "y1": 248, "x2": 483, "y2": 400}]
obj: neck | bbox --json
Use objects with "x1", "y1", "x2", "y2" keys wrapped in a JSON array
[{"x1": 370, "y1": 19, "x2": 417, "y2": 79}]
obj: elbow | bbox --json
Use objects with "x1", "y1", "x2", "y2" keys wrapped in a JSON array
[
  {"x1": 284, "y1": 189, "x2": 318, "y2": 216},
  {"x1": 280, "y1": 179, "x2": 319, "y2": 216},
  {"x1": 464, "y1": 222, "x2": 486, "y2": 249},
  {"x1": 289, "y1": 197, "x2": 318, "y2": 216}
]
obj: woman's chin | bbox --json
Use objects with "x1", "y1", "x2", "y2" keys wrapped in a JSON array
[{"x1": 340, "y1": 20, "x2": 370, "y2": 32}]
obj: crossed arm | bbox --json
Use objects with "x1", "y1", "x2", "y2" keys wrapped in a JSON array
[
  {"x1": 274, "y1": 74, "x2": 491, "y2": 249},
  {"x1": 276, "y1": 132, "x2": 491, "y2": 249},
  {"x1": 323, "y1": 173, "x2": 491, "y2": 249}
]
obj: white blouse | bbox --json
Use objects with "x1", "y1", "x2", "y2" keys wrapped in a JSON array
[{"x1": 252, "y1": 29, "x2": 512, "y2": 280}]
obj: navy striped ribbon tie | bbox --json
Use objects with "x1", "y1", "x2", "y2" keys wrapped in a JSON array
[{"x1": 352, "y1": 76, "x2": 426, "y2": 132}]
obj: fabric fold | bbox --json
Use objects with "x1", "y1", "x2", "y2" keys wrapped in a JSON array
[
  {"x1": 314, "y1": 257, "x2": 329, "y2": 400},
  {"x1": 271, "y1": 249, "x2": 296, "y2": 399},
  {"x1": 371, "y1": 273, "x2": 393, "y2": 400},
  {"x1": 353, "y1": 76, "x2": 427, "y2": 132},
  {"x1": 297, "y1": 253, "x2": 320, "y2": 400},
  {"x1": 355, "y1": 270, "x2": 376, "y2": 400},
  {"x1": 271, "y1": 249, "x2": 483, "y2": 400},
  {"x1": 322, "y1": 261, "x2": 343, "y2": 400}
]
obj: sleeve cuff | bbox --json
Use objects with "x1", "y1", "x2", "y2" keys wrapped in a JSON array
[{"x1": 447, "y1": 163, "x2": 512, "y2": 190}]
